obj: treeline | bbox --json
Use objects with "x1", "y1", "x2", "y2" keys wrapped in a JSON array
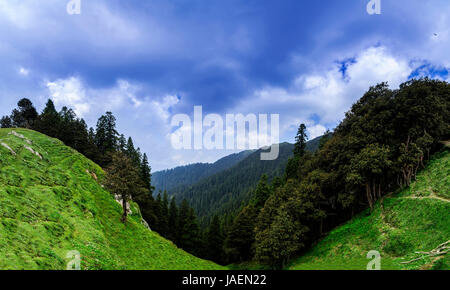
[
  {"x1": 203, "y1": 78, "x2": 449, "y2": 268},
  {"x1": 0, "y1": 98, "x2": 204, "y2": 257}
]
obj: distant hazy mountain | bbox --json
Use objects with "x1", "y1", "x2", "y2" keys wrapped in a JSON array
[{"x1": 152, "y1": 149, "x2": 255, "y2": 193}]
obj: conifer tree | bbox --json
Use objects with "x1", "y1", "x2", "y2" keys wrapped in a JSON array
[
  {"x1": 294, "y1": 123, "x2": 308, "y2": 157},
  {"x1": 0, "y1": 116, "x2": 12, "y2": 128},
  {"x1": 252, "y1": 174, "x2": 271, "y2": 209},
  {"x1": 205, "y1": 215, "x2": 224, "y2": 263},
  {"x1": 95, "y1": 112, "x2": 118, "y2": 156},
  {"x1": 104, "y1": 152, "x2": 146, "y2": 223},
  {"x1": 168, "y1": 197, "x2": 179, "y2": 242},
  {"x1": 141, "y1": 153, "x2": 152, "y2": 191},
  {"x1": 224, "y1": 205, "x2": 257, "y2": 262},
  {"x1": 11, "y1": 98, "x2": 38, "y2": 128},
  {"x1": 36, "y1": 99, "x2": 60, "y2": 137}
]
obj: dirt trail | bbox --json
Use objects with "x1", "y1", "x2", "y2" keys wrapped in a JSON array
[{"x1": 404, "y1": 194, "x2": 450, "y2": 203}]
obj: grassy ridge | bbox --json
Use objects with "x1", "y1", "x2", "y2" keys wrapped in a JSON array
[
  {"x1": 0, "y1": 128, "x2": 224, "y2": 270},
  {"x1": 289, "y1": 149, "x2": 450, "y2": 270}
]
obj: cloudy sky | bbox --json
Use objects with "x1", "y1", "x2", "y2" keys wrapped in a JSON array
[{"x1": 0, "y1": 0, "x2": 449, "y2": 171}]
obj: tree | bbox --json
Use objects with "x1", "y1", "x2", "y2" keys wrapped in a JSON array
[
  {"x1": 0, "y1": 116, "x2": 12, "y2": 128},
  {"x1": 347, "y1": 144, "x2": 392, "y2": 210},
  {"x1": 11, "y1": 98, "x2": 38, "y2": 128},
  {"x1": 178, "y1": 199, "x2": 201, "y2": 255},
  {"x1": 224, "y1": 205, "x2": 257, "y2": 262},
  {"x1": 168, "y1": 197, "x2": 179, "y2": 242},
  {"x1": 254, "y1": 208, "x2": 302, "y2": 269},
  {"x1": 118, "y1": 134, "x2": 127, "y2": 152},
  {"x1": 318, "y1": 129, "x2": 332, "y2": 149},
  {"x1": 96, "y1": 112, "x2": 118, "y2": 157},
  {"x1": 251, "y1": 174, "x2": 271, "y2": 209},
  {"x1": 104, "y1": 152, "x2": 146, "y2": 223},
  {"x1": 36, "y1": 99, "x2": 60, "y2": 138},
  {"x1": 205, "y1": 215, "x2": 224, "y2": 263},
  {"x1": 141, "y1": 153, "x2": 152, "y2": 191},
  {"x1": 294, "y1": 123, "x2": 308, "y2": 157},
  {"x1": 160, "y1": 191, "x2": 170, "y2": 237}
]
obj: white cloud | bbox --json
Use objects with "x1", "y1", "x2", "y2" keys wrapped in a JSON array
[
  {"x1": 46, "y1": 77, "x2": 90, "y2": 117},
  {"x1": 18, "y1": 67, "x2": 29, "y2": 76},
  {"x1": 308, "y1": 124, "x2": 327, "y2": 140},
  {"x1": 233, "y1": 46, "x2": 413, "y2": 142}
]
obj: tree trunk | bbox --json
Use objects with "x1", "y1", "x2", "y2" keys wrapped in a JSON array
[
  {"x1": 366, "y1": 183, "x2": 373, "y2": 210},
  {"x1": 121, "y1": 195, "x2": 128, "y2": 223}
]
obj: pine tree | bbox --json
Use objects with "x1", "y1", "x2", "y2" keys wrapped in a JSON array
[
  {"x1": 0, "y1": 116, "x2": 12, "y2": 128},
  {"x1": 294, "y1": 123, "x2": 308, "y2": 157},
  {"x1": 205, "y1": 215, "x2": 224, "y2": 263},
  {"x1": 161, "y1": 191, "x2": 170, "y2": 237},
  {"x1": 177, "y1": 199, "x2": 190, "y2": 244},
  {"x1": 95, "y1": 112, "x2": 118, "y2": 156},
  {"x1": 11, "y1": 98, "x2": 38, "y2": 128},
  {"x1": 118, "y1": 134, "x2": 127, "y2": 152},
  {"x1": 179, "y1": 207, "x2": 201, "y2": 255},
  {"x1": 141, "y1": 153, "x2": 152, "y2": 191},
  {"x1": 168, "y1": 197, "x2": 179, "y2": 242},
  {"x1": 224, "y1": 205, "x2": 257, "y2": 262},
  {"x1": 36, "y1": 99, "x2": 60, "y2": 138},
  {"x1": 104, "y1": 152, "x2": 146, "y2": 223},
  {"x1": 252, "y1": 174, "x2": 271, "y2": 209}
]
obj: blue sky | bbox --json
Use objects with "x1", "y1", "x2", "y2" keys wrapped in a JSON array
[{"x1": 0, "y1": 0, "x2": 449, "y2": 171}]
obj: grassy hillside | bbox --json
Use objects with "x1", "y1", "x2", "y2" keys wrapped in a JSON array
[
  {"x1": 0, "y1": 128, "x2": 224, "y2": 270},
  {"x1": 288, "y1": 149, "x2": 450, "y2": 270}
]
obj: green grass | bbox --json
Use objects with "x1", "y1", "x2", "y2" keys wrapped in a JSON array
[
  {"x1": 288, "y1": 149, "x2": 450, "y2": 270},
  {"x1": 0, "y1": 128, "x2": 224, "y2": 270}
]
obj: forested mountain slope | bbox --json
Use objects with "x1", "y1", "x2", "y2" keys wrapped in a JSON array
[
  {"x1": 171, "y1": 137, "x2": 322, "y2": 226},
  {"x1": 0, "y1": 128, "x2": 223, "y2": 270},
  {"x1": 152, "y1": 149, "x2": 254, "y2": 193},
  {"x1": 289, "y1": 149, "x2": 450, "y2": 270}
]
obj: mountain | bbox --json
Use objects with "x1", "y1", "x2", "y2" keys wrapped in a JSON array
[
  {"x1": 0, "y1": 128, "x2": 223, "y2": 270},
  {"x1": 170, "y1": 136, "x2": 323, "y2": 226},
  {"x1": 289, "y1": 149, "x2": 450, "y2": 270},
  {"x1": 152, "y1": 149, "x2": 254, "y2": 193}
]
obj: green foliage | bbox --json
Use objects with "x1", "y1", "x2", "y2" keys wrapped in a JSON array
[
  {"x1": 205, "y1": 215, "x2": 224, "y2": 263},
  {"x1": 294, "y1": 123, "x2": 308, "y2": 157},
  {"x1": 224, "y1": 205, "x2": 258, "y2": 262},
  {"x1": 104, "y1": 152, "x2": 146, "y2": 222},
  {"x1": 0, "y1": 128, "x2": 224, "y2": 270},
  {"x1": 289, "y1": 150, "x2": 450, "y2": 270},
  {"x1": 255, "y1": 209, "x2": 303, "y2": 269}
]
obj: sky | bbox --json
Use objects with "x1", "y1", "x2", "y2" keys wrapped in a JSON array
[{"x1": 0, "y1": 0, "x2": 449, "y2": 171}]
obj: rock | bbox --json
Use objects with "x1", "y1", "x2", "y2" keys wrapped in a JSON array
[
  {"x1": 23, "y1": 145, "x2": 43, "y2": 160},
  {"x1": 1, "y1": 142, "x2": 16, "y2": 156},
  {"x1": 141, "y1": 219, "x2": 152, "y2": 231},
  {"x1": 9, "y1": 131, "x2": 32, "y2": 144}
]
